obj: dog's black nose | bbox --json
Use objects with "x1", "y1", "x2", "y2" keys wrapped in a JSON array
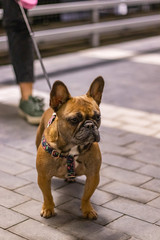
[{"x1": 84, "y1": 120, "x2": 94, "y2": 130}]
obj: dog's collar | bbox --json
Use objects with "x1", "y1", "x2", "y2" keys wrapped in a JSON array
[{"x1": 41, "y1": 113, "x2": 76, "y2": 182}]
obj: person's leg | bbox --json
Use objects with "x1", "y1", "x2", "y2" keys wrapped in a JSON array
[
  {"x1": 2, "y1": 0, "x2": 44, "y2": 124},
  {"x1": 19, "y1": 82, "x2": 33, "y2": 100}
]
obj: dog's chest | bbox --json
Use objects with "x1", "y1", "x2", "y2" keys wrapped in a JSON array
[{"x1": 53, "y1": 146, "x2": 85, "y2": 178}]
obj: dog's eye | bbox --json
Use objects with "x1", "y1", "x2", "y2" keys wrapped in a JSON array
[
  {"x1": 70, "y1": 118, "x2": 79, "y2": 124},
  {"x1": 95, "y1": 114, "x2": 101, "y2": 121}
]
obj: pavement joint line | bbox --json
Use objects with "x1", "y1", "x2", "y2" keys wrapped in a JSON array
[
  {"x1": 15, "y1": 168, "x2": 35, "y2": 178},
  {"x1": 6, "y1": 218, "x2": 30, "y2": 230},
  {"x1": 9, "y1": 198, "x2": 33, "y2": 210},
  {"x1": 0, "y1": 85, "x2": 160, "y2": 139},
  {"x1": 7, "y1": 229, "x2": 29, "y2": 240},
  {"x1": 13, "y1": 182, "x2": 34, "y2": 192},
  {"x1": 148, "y1": 196, "x2": 160, "y2": 207},
  {"x1": 3, "y1": 142, "x2": 36, "y2": 156}
]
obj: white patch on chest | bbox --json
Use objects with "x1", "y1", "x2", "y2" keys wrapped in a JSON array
[{"x1": 69, "y1": 146, "x2": 79, "y2": 168}]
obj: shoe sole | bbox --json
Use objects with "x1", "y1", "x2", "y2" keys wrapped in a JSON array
[{"x1": 18, "y1": 108, "x2": 42, "y2": 125}]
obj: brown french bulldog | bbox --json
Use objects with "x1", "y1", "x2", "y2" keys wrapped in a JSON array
[{"x1": 36, "y1": 76, "x2": 104, "y2": 220}]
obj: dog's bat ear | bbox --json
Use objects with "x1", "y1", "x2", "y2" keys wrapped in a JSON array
[
  {"x1": 86, "y1": 76, "x2": 104, "y2": 105},
  {"x1": 50, "y1": 81, "x2": 71, "y2": 111}
]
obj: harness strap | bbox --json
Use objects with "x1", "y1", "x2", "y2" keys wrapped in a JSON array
[
  {"x1": 41, "y1": 113, "x2": 76, "y2": 182},
  {"x1": 47, "y1": 112, "x2": 56, "y2": 128}
]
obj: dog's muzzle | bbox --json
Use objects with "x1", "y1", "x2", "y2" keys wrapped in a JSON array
[
  {"x1": 84, "y1": 120, "x2": 100, "y2": 142},
  {"x1": 75, "y1": 120, "x2": 100, "y2": 144}
]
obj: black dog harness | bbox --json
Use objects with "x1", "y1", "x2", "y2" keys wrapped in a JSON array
[{"x1": 41, "y1": 113, "x2": 76, "y2": 182}]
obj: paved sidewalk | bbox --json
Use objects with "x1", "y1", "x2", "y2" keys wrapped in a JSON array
[{"x1": 0, "y1": 36, "x2": 160, "y2": 240}]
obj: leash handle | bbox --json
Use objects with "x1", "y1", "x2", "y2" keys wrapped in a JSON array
[
  {"x1": 17, "y1": 1, "x2": 52, "y2": 90},
  {"x1": 17, "y1": 0, "x2": 38, "y2": 9}
]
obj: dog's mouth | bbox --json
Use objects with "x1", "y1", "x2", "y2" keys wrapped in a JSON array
[{"x1": 73, "y1": 120, "x2": 100, "y2": 144}]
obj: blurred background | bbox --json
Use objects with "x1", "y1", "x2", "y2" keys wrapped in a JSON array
[{"x1": 0, "y1": 0, "x2": 160, "y2": 65}]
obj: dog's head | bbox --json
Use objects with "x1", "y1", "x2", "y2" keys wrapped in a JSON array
[{"x1": 49, "y1": 76, "x2": 104, "y2": 146}]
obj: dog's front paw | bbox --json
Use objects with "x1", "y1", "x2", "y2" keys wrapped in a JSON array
[
  {"x1": 81, "y1": 201, "x2": 97, "y2": 220},
  {"x1": 40, "y1": 205, "x2": 56, "y2": 218},
  {"x1": 82, "y1": 208, "x2": 98, "y2": 220}
]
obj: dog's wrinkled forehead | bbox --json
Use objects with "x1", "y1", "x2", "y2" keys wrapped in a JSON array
[{"x1": 63, "y1": 95, "x2": 100, "y2": 117}]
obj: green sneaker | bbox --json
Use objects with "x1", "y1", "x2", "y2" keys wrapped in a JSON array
[{"x1": 18, "y1": 96, "x2": 44, "y2": 125}]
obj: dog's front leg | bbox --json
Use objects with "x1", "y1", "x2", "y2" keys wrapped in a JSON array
[
  {"x1": 81, "y1": 173, "x2": 99, "y2": 220},
  {"x1": 38, "y1": 174, "x2": 55, "y2": 218}
]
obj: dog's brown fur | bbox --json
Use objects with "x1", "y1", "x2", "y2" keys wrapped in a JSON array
[{"x1": 36, "y1": 76, "x2": 104, "y2": 219}]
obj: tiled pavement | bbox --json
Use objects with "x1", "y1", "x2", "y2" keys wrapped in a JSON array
[{"x1": 0, "y1": 36, "x2": 160, "y2": 240}]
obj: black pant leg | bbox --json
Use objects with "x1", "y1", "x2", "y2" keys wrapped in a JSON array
[{"x1": 2, "y1": 0, "x2": 34, "y2": 83}]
